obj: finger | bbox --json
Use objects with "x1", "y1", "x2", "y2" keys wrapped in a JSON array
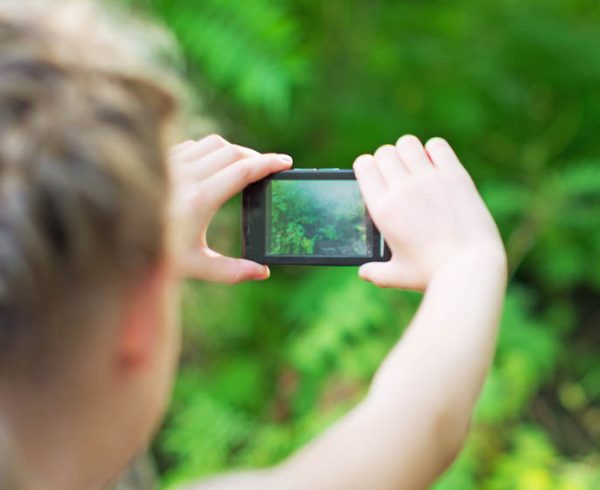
[
  {"x1": 396, "y1": 135, "x2": 434, "y2": 174},
  {"x1": 373, "y1": 145, "x2": 409, "y2": 184},
  {"x1": 425, "y1": 137, "x2": 467, "y2": 174},
  {"x1": 175, "y1": 134, "x2": 229, "y2": 164},
  {"x1": 170, "y1": 140, "x2": 194, "y2": 156},
  {"x1": 184, "y1": 145, "x2": 260, "y2": 181},
  {"x1": 185, "y1": 250, "x2": 270, "y2": 284},
  {"x1": 358, "y1": 261, "x2": 425, "y2": 291},
  {"x1": 200, "y1": 153, "x2": 293, "y2": 212},
  {"x1": 353, "y1": 154, "x2": 386, "y2": 211}
]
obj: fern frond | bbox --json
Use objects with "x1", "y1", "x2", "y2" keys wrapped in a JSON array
[{"x1": 152, "y1": 0, "x2": 309, "y2": 119}]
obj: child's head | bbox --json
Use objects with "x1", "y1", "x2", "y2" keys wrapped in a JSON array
[{"x1": 0, "y1": 0, "x2": 183, "y2": 483}]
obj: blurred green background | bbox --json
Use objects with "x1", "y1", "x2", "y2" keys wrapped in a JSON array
[{"x1": 126, "y1": 0, "x2": 600, "y2": 488}]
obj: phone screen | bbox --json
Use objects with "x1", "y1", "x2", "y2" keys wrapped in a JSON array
[{"x1": 266, "y1": 179, "x2": 372, "y2": 257}]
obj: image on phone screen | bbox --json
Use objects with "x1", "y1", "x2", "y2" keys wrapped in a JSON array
[{"x1": 266, "y1": 180, "x2": 372, "y2": 257}]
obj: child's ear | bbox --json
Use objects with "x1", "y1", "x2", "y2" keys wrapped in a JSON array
[{"x1": 117, "y1": 259, "x2": 170, "y2": 372}]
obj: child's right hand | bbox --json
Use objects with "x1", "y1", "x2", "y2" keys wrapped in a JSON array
[{"x1": 354, "y1": 135, "x2": 505, "y2": 290}]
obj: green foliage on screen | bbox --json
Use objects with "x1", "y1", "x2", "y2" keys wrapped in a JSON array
[
  {"x1": 268, "y1": 180, "x2": 369, "y2": 257},
  {"x1": 119, "y1": 0, "x2": 600, "y2": 488}
]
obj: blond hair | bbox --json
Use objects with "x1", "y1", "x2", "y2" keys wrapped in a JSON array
[{"x1": 0, "y1": 0, "x2": 178, "y2": 380}]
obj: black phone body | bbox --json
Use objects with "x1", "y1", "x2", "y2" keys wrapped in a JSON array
[{"x1": 242, "y1": 169, "x2": 391, "y2": 266}]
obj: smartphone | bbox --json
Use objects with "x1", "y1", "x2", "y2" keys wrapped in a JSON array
[{"x1": 242, "y1": 169, "x2": 391, "y2": 266}]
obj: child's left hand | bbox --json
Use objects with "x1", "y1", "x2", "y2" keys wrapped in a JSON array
[{"x1": 169, "y1": 135, "x2": 292, "y2": 284}]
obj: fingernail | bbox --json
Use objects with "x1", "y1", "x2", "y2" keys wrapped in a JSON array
[
  {"x1": 254, "y1": 266, "x2": 270, "y2": 280},
  {"x1": 278, "y1": 155, "x2": 293, "y2": 164}
]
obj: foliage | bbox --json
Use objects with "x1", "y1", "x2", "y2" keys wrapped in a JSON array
[
  {"x1": 122, "y1": 0, "x2": 600, "y2": 488},
  {"x1": 268, "y1": 180, "x2": 368, "y2": 256}
]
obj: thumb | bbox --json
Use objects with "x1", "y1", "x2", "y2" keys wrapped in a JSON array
[
  {"x1": 359, "y1": 260, "x2": 424, "y2": 290},
  {"x1": 184, "y1": 250, "x2": 270, "y2": 284}
]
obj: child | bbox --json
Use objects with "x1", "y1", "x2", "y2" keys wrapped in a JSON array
[{"x1": 0, "y1": 1, "x2": 506, "y2": 489}]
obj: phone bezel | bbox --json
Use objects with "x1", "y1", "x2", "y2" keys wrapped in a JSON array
[{"x1": 242, "y1": 169, "x2": 391, "y2": 266}]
